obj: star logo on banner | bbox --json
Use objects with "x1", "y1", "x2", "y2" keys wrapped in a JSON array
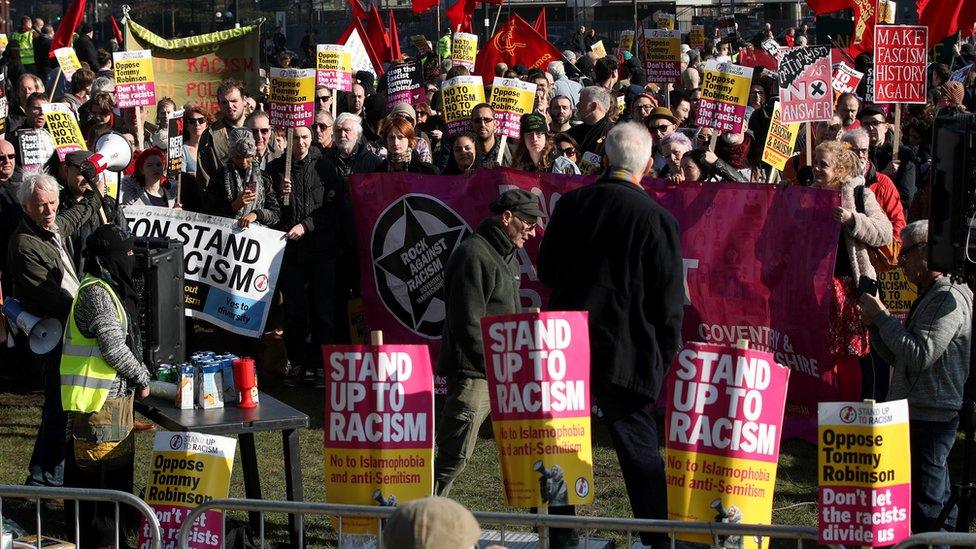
[{"x1": 372, "y1": 195, "x2": 471, "y2": 338}]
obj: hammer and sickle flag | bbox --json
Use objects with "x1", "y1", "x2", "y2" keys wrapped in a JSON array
[{"x1": 474, "y1": 14, "x2": 561, "y2": 85}]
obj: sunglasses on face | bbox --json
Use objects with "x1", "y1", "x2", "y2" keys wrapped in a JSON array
[
  {"x1": 0, "y1": 154, "x2": 15, "y2": 161},
  {"x1": 316, "y1": 95, "x2": 332, "y2": 101},
  {"x1": 187, "y1": 117, "x2": 207, "y2": 124},
  {"x1": 315, "y1": 123, "x2": 332, "y2": 131},
  {"x1": 251, "y1": 128, "x2": 271, "y2": 135},
  {"x1": 473, "y1": 116, "x2": 495, "y2": 124},
  {"x1": 648, "y1": 124, "x2": 671, "y2": 133},
  {"x1": 898, "y1": 241, "x2": 926, "y2": 261},
  {"x1": 560, "y1": 146, "x2": 576, "y2": 155}
]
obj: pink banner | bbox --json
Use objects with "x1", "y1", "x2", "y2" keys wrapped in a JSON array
[
  {"x1": 778, "y1": 46, "x2": 833, "y2": 124},
  {"x1": 349, "y1": 169, "x2": 840, "y2": 440},
  {"x1": 140, "y1": 507, "x2": 222, "y2": 549},
  {"x1": 269, "y1": 102, "x2": 314, "y2": 128}
]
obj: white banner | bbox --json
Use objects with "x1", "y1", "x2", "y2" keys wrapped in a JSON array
[{"x1": 124, "y1": 206, "x2": 286, "y2": 337}]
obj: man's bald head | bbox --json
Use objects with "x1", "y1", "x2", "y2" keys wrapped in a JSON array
[{"x1": 0, "y1": 139, "x2": 16, "y2": 181}]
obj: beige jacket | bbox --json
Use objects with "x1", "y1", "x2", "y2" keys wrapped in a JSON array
[{"x1": 838, "y1": 175, "x2": 892, "y2": 281}]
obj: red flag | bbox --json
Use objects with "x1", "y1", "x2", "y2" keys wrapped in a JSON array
[
  {"x1": 533, "y1": 8, "x2": 547, "y2": 41},
  {"x1": 366, "y1": 3, "x2": 390, "y2": 63},
  {"x1": 49, "y1": 0, "x2": 86, "y2": 58},
  {"x1": 804, "y1": 0, "x2": 849, "y2": 13},
  {"x1": 109, "y1": 15, "x2": 123, "y2": 47},
  {"x1": 474, "y1": 14, "x2": 561, "y2": 84},
  {"x1": 917, "y1": 0, "x2": 976, "y2": 42},
  {"x1": 347, "y1": 0, "x2": 368, "y2": 20},
  {"x1": 339, "y1": 18, "x2": 386, "y2": 75},
  {"x1": 388, "y1": 10, "x2": 402, "y2": 61},
  {"x1": 446, "y1": 0, "x2": 476, "y2": 34},
  {"x1": 737, "y1": 49, "x2": 778, "y2": 71},
  {"x1": 412, "y1": 0, "x2": 437, "y2": 15}
]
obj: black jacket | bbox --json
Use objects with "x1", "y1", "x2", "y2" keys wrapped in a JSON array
[
  {"x1": 537, "y1": 171, "x2": 684, "y2": 400},
  {"x1": 375, "y1": 150, "x2": 439, "y2": 174},
  {"x1": 73, "y1": 34, "x2": 99, "y2": 72},
  {"x1": 567, "y1": 114, "x2": 613, "y2": 160},
  {"x1": 33, "y1": 34, "x2": 52, "y2": 75},
  {"x1": 437, "y1": 219, "x2": 521, "y2": 379},
  {"x1": 268, "y1": 147, "x2": 344, "y2": 259},
  {"x1": 0, "y1": 176, "x2": 23, "y2": 295}
]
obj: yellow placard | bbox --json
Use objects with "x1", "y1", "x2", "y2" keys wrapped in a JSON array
[
  {"x1": 618, "y1": 30, "x2": 635, "y2": 55},
  {"x1": 643, "y1": 29, "x2": 682, "y2": 84},
  {"x1": 316, "y1": 44, "x2": 353, "y2": 91},
  {"x1": 696, "y1": 60, "x2": 754, "y2": 132},
  {"x1": 451, "y1": 32, "x2": 478, "y2": 70},
  {"x1": 690, "y1": 25, "x2": 706, "y2": 50},
  {"x1": 269, "y1": 67, "x2": 316, "y2": 127},
  {"x1": 655, "y1": 11, "x2": 676, "y2": 30},
  {"x1": 489, "y1": 77, "x2": 537, "y2": 139},
  {"x1": 441, "y1": 75, "x2": 486, "y2": 134},
  {"x1": 113, "y1": 49, "x2": 157, "y2": 108},
  {"x1": 54, "y1": 47, "x2": 82, "y2": 81},
  {"x1": 762, "y1": 103, "x2": 801, "y2": 171},
  {"x1": 0, "y1": 35, "x2": 8, "y2": 49},
  {"x1": 878, "y1": 268, "x2": 917, "y2": 316},
  {"x1": 590, "y1": 40, "x2": 607, "y2": 58},
  {"x1": 41, "y1": 103, "x2": 86, "y2": 161}
]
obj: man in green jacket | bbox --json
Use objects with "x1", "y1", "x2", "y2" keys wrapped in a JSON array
[
  {"x1": 437, "y1": 29, "x2": 452, "y2": 60},
  {"x1": 7, "y1": 173, "x2": 100, "y2": 488},
  {"x1": 434, "y1": 189, "x2": 543, "y2": 496}
]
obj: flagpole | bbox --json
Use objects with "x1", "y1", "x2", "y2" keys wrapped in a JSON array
[
  {"x1": 490, "y1": 1, "x2": 504, "y2": 39},
  {"x1": 437, "y1": 0, "x2": 441, "y2": 42}
]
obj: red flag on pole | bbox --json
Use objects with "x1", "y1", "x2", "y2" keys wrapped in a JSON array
[
  {"x1": 474, "y1": 14, "x2": 561, "y2": 84},
  {"x1": 412, "y1": 0, "x2": 438, "y2": 15},
  {"x1": 388, "y1": 10, "x2": 402, "y2": 61},
  {"x1": 366, "y1": 3, "x2": 391, "y2": 63},
  {"x1": 339, "y1": 18, "x2": 386, "y2": 75},
  {"x1": 803, "y1": 0, "x2": 875, "y2": 56},
  {"x1": 917, "y1": 0, "x2": 976, "y2": 42},
  {"x1": 533, "y1": 8, "x2": 547, "y2": 41},
  {"x1": 49, "y1": 0, "x2": 87, "y2": 58},
  {"x1": 109, "y1": 15, "x2": 124, "y2": 47},
  {"x1": 347, "y1": 0, "x2": 368, "y2": 20},
  {"x1": 446, "y1": 0, "x2": 476, "y2": 33}
]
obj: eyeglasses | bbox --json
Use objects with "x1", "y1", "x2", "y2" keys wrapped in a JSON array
[
  {"x1": 860, "y1": 120, "x2": 884, "y2": 128},
  {"x1": 898, "y1": 241, "x2": 926, "y2": 261},
  {"x1": 636, "y1": 104, "x2": 655, "y2": 111},
  {"x1": 473, "y1": 116, "x2": 495, "y2": 124},
  {"x1": 560, "y1": 147, "x2": 576, "y2": 155},
  {"x1": 648, "y1": 124, "x2": 672, "y2": 133},
  {"x1": 0, "y1": 154, "x2": 15, "y2": 161},
  {"x1": 251, "y1": 128, "x2": 271, "y2": 134},
  {"x1": 514, "y1": 214, "x2": 538, "y2": 231},
  {"x1": 426, "y1": 88, "x2": 438, "y2": 94},
  {"x1": 315, "y1": 123, "x2": 332, "y2": 131},
  {"x1": 187, "y1": 117, "x2": 207, "y2": 124},
  {"x1": 316, "y1": 95, "x2": 332, "y2": 102}
]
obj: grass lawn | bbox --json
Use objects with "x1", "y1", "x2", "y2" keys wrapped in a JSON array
[{"x1": 1, "y1": 345, "x2": 971, "y2": 547}]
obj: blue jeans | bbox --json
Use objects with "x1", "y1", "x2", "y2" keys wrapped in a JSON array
[
  {"x1": 25, "y1": 351, "x2": 66, "y2": 487},
  {"x1": 909, "y1": 416, "x2": 959, "y2": 534}
]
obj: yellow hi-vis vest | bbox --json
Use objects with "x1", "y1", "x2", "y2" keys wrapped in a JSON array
[
  {"x1": 11, "y1": 30, "x2": 34, "y2": 66},
  {"x1": 60, "y1": 274, "x2": 128, "y2": 413}
]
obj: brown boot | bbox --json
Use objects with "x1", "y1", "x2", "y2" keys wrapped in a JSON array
[{"x1": 133, "y1": 419, "x2": 156, "y2": 432}]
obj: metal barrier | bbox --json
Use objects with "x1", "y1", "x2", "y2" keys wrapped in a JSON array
[
  {"x1": 0, "y1": 485, "x2": 163, "y2": 549},
  {"x1": 892, "y1": 532, "x2": 976, "y2": 549},
  {"x1": 179, "y1": 498, "x2": 826, "y2": 548}
]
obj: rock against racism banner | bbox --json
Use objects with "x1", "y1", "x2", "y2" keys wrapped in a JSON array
[
  {"x1": 489, "y1": 77, "x2": 537, "y2": 140},
  {"x1": 269, "y1": 68, "x2": 315, "y2": 128},
  {"x1": 113, "y1": 49, "x2": 157, "y2": 109},
  {"x1": 873, "y1": 25, "x2": 928, "y2": 104},
  {"x1": 40, "y1": 103, "x2": 85, "y2": 161},
  {"x1": 349, "y1": 169, "x2": 842, "y2": 440},
  {"x1": 124, "y1": 19, "x2": 260, "y2": 121},
  {"x1": 53, "y1": 47, "x2": 82, "y2": 81},
  {"x1": 137, "y1": 431, "x2": 236, "y2": 549},
  {"x1": 316, "y1": 44, "x2": 354, "y2": 91},
  {"x1": 124, "y1": 206, "x2": 286, "y2": 337},
  {"x1": 664, "y1": 343, "x2": 790, "y2": 548},
  {"x1": 778, "y1": 46, "x2": 833, "y2": 124},
  {"x1": 451, "y1": 32, "x2": 478, "y2": 71},
  {"x1": 385, "y1": 60, "x2": 424, "y2": 110},
  {"x1": 322, "y1": 344, "x2": 434, "y2": 533},
  {"x1": 695, "y1": 60, "x2": 753, "y2": 133},
  {"x1": 481, "y1": 311, "x2": 595, "y2": 507},
  {"x1": 441, "y1": 75, "x2": 485, "y2": 135},
  {"x1": 818, "y1": 400, "x2": 911, "y2": 546},
  {"x1": 761, "y1": 102, "x2": 801, "y2": 171},
  {"x1": 643, "y1": 29, "x2": 682, "y2": 84}
]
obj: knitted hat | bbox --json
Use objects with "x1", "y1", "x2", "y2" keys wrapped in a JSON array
[
  {"x1": 382, "y1": 497, "x2": 480, "y2": 549},
  {"x1": 228, "y1": 128, "x2": 256, "y2": 158},
  {"x1": 389, "y1": 102, "x2": 417, "y2": 123}
]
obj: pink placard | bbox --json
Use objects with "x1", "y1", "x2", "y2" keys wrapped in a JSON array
[
  {"x1": 322, "y1": 344, "x2": 434, "y2": 450},
  {"x1": 116, "y1": 81, "x2": 156, "y2": 109},
  {"x1": 494, "y1": 111, "x2": 522, "y2": 140},
  {"x1": 481, "y1": 311, "x2": 591, "y2": 422},
  {"x1": 819, "y1": 484, "x2": 911, "y2": 545},
  {"x1": 694, "y1": 99, "x2": 747, "y2": 133},
  {"x1": 269, "y1": 102, "x2": 314, "y2": 129}
]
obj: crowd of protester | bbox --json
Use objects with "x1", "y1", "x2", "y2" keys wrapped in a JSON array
[{"x1": 0, "y1": 11, "x2": 974, "y2": 549}]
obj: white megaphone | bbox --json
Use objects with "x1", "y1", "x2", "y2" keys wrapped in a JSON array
[
  {"x1": 90, "y1": 132, "x2": 134, "y2": 174},
  {"x1": 2, "y1": 298, "x2": 63, "y2": 355}
]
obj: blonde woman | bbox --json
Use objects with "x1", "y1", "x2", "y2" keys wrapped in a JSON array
[{"x1": 812, "y1": 140, "x2": 892, "y2": 400}]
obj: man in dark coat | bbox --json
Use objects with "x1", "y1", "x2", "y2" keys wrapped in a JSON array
[
  {"x1": 538, "y1": 121, "x2": 684, "y2": 549},
  {"x1": 434, "y1": 189, "x2": 543, "y2": 496},
  {"x1": 73, "y1": 24, "x2": 100, "y2": 72}
]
